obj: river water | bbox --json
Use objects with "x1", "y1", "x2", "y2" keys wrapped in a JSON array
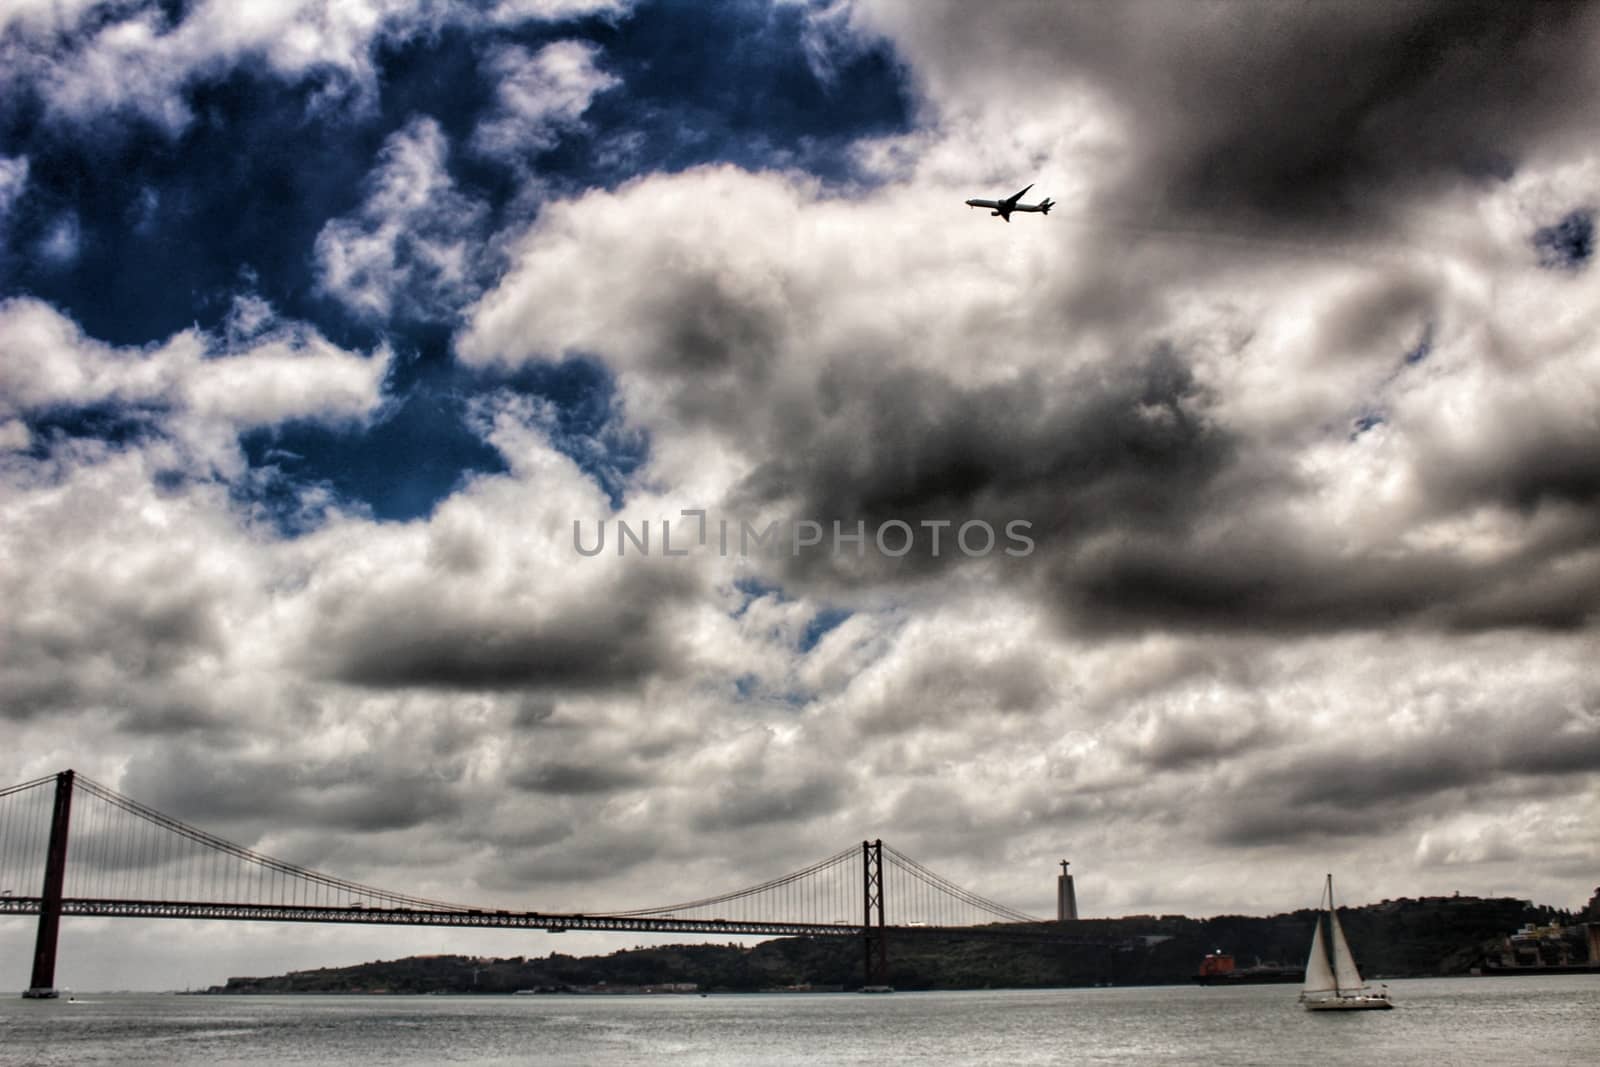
[{"x1": 1, "y1": 977, "x2": 1595, "y2": 1065}]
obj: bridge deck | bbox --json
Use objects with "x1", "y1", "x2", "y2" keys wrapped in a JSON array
[{"x1": 0, "y1": 897, "x2": 1121, "y2": 945}]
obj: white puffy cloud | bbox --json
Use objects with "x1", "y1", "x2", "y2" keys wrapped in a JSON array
[
  {"x1": 314, "y1": 117, "x2": 487, "y2": 321},
  {"x1": 0, "y1": 418, "x2": 30, "y2": 451},
  {"x1": 471, "y1": 40, "x2": 619, "y2": 167},
  {"x1": 486, "y1": 0, "x2": 631, "y2": 22},
  {"x1": 1, "y1": 0, "x2": 634, "y2": 132},
  {"x1": 0, "y1": 296, "x2": 391, "y2": 473}
]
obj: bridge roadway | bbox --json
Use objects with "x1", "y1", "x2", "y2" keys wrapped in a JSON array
[{"x1": 0, "y1": 896, "x2": 1123, "y2": 946}]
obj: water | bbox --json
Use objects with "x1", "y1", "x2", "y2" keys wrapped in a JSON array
[{"x1": 1, "y1": 977, "x2": 1595, "y2": 1065}]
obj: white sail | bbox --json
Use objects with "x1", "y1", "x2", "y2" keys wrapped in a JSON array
[
  {"x1": 1328, "y1": 908, "x2": 1365, "y2": 992},
  {"x1": 1302, "y1": 915, "x2": 1336, "y2": 994}
]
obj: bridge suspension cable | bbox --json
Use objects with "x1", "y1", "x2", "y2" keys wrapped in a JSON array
[
  {"x1": 2, "y1": 772, "x2": 1043, "y2": 930},
  {"x1": 882, "y1": 844, "x2": 1042, "y2": 925},
  {"x1": 0, "y1": 775, "x2": 55, "y2": 899},
  {"x1": 608, "y1": 845, "x2": 862, "y2": 924},
  {"x1": 3, "y1": 773, "x2": 470, "y2": 912},
  {"x1": 605, "y1": 842, "x2": 1043, "y2": 928}
]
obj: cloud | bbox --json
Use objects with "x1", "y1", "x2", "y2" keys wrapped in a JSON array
[
  {"x1": 1, "y1": 0, "x2": 635, "y2": 134},
  {"x1": 433, "y1": 33, "x2": 1600, "y2": 916},
  {"x1": 486, "y1": 0, "x2": 632, "y2": 22},
  {"x1": 36, "y1": 212, "x2": 79, "y2": 265},
  {"x1": 1209, "y1": 691, "x2": 1600, "y2": 848},
  {"x1": 471, "y1": 40, "x2": 620, "y2": 167},
  {"x1": 314, "y1": 117, "x2": 488, "y2": 321},
  {"x1": 0, "y1": 299, "x2": 396, "y2": 737},
  {"x1": 0, "y1": 296, "x2": 391, "y2": 471},
  {"x1": 458, "y1": 153, "x2": 1600, "y2": 635},
  {"x1": 304, "y1": 554, "x2": 697, "y2": 692},
  {"x1": 0, "y1": 154, "x2": 26, "y2": 222},
  {"x1": 848, "y1": 0, "x2": 1600, "y2": 234}
]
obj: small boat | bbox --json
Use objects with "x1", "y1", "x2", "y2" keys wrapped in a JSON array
[{"x1": 1298, "y1": 874, "x2": 1393, "y2": 1011}]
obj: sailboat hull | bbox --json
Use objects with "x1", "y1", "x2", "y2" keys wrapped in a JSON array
[{"x1": 1302, "y1": 995, "x2": 1394, "y2": 1011}]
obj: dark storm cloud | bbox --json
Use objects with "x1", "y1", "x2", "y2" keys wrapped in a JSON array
[
  {"x1": 325, "y1": 607, "x2": 669, "y2": 690},
  {"x1": 1444, "y1": 557, "x2": 1600, "y2": 633},
  {"x1": 731, "y1": 345, "x2": 1230, "y2": 570},
  {"x1": 508, "y1": 758, "x2": 648, "y2": 795},
  {"x1": 1139, "y1": 2, "x2": 1600, "y2": 227},
  {"x1": 1425, "y1": 423, "x2": 1600, "y2": 515},
  {"x1": 1060, "y1": 534, "x2": 1451, "y2": 636},
  {"x1": 486, "y1": 825, "x2": 665, "y2": 886},
  {"x1": 712, "y1": 315, "x2": 1600, "y2": 635},
  {"x1": 1212, "y1": 802, "x2": 1385, "y2": 849},
  {"x1": 677, "y1": 284, "x2": 1600, "y2": 635},
  {"x1": 1210, "y1": 699, "x2": 1600, "y2": 846},
  {"x1": 854, "y1": 652, "x2": 1056, "y2": 737},
  {"x1": 876, "y1": 0, "x2": 1600, "y2": 232},
  {"x1": 1, "y1": 557, "x2": 226, "y2": 722},
  {"x1": 116, "y1": 747, "x2": 470, "y2": 836},
  {"x1": 1056, "y1": 507, "x2": 1600, "y2": 637},
  {"x1": 692, "y1": 304, "x2": 1596, "y2": 635},
  {"x1": 310, "y1": 565, "x2": 697, "y2": 691},
  {"x1": 691, "y1": 773, "x2": 843, "y2": 833}
]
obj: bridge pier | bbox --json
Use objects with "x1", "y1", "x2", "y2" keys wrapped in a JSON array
[{"x1": 22, "y1": 770, "x2": 74, "y2": 999}]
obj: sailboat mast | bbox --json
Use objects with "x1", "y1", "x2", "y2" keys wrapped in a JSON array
[{"x1": 1327, "y1": 874, "x2": 1338, "y2": 994}]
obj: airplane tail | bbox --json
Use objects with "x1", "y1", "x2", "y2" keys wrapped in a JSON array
[{"x1": 1040, "y1": 198, "x2": 1054, "y2": 215}]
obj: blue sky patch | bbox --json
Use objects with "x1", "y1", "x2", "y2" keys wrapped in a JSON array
[
  {"x1": 1402, "y1": 323, "x2": 1433, "y2": 365},
  {"x1": 799, "y1": 606, "x2": 851, "y2": 652},
  {"x1": 239, "y1": 354, "x2": 643, "y2": 525},
  {"x1": 580, "y1": 0, "x2": 911, "y2": 184},
  {"x1": 21, "y1": 403, "x2": 168, "y2": 458},
  {"x1": 730, "y1": 576, "x2": 785, "y2": 618},
  {"x1": 1533, "y1": 210, "x2": 1595, "y2": 271},
  {"x1": 1349, "y1": 411, "x2": 1385, "y2": 440}
]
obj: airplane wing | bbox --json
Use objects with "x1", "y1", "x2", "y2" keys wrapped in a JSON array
[{"x1": 1005, "y1": 183, "x2": 1034, "y2": 206}]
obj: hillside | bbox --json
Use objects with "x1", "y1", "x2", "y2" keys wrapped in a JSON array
[{"x1": 212, "y1": 893, "x2": 1586, "y2": 993}]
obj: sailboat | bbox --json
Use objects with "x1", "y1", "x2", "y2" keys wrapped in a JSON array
[{"x1": 1299, "y1": 874, "x2": 1394, "y2": 1011}]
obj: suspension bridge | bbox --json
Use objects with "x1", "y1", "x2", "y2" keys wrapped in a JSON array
[{"x1": 1, "y1": 770, "x2": 1114, "y2": 997}]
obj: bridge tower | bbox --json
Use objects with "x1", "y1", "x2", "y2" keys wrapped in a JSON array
[
  {"x1": 23, "y1": 769, "x2": 75, "y2": 999},
  {"x1": 861, "y1": 839, "x2": 889, "y2": 989}
]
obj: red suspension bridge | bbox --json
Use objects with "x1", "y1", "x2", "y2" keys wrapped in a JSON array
[{"x1": 1, "y1": 770, "x2": 1114, "y2": 997}]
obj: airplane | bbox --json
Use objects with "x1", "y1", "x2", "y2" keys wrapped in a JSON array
[{"x1": 964, "y1": 183, "x2": 1054, "y2": 222}]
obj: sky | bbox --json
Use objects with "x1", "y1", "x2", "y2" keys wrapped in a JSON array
[{"x1": 2, "y1": 0, "x2": 1599, "y2": 991}]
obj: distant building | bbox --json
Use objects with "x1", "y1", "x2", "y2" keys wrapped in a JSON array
[{"x1": 1057, "y1": 860, "x2": 1078, "y2": 922}]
